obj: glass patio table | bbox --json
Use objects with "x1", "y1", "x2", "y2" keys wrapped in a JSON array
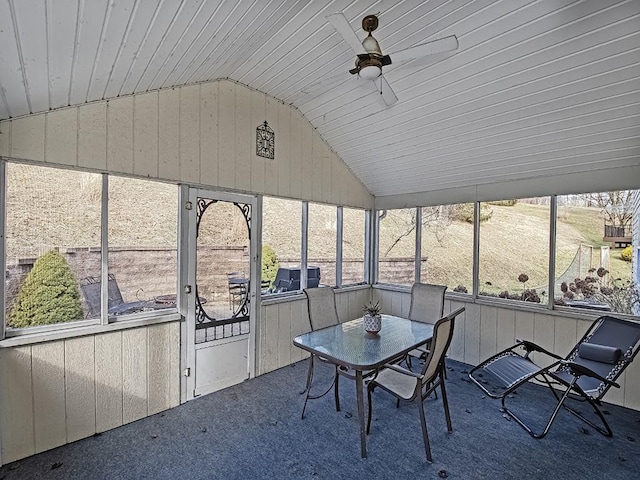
[{"x1": 293, "y1": 314, "x2": 434, "y2": 458}]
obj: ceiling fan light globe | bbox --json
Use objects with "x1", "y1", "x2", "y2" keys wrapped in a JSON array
[
  {"x1": 359, "y1": 65, "x2": 381, "y2": 80},
  {"x1": 362, "y1": 34, "x2": 382, "y2": 55},
  {"x1": 358, "y1": 65, "x2": 382, "y2": 80}
]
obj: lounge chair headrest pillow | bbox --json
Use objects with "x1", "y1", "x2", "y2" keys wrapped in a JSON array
[{"x1": 578, "y1": 343, "x2": 622, "y2": 364}]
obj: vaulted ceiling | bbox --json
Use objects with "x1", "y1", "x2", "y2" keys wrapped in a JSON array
[{"x1": 0, "y1": 0, "x2": 638, "y2": 197}]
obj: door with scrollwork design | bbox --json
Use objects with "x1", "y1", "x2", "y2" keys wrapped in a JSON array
[{"x1": 185, "y1": 189, "x2": 257, "y2": 399}]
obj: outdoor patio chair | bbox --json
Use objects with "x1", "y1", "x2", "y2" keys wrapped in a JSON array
[
  {"x1": 469, "y1": 315, "x2": 640, "y2": 438},
  {"x1": 226, "y1": 272, "x2": 247, "y2": 310},
  {"x1": 366, "y1": 307, "x2": 465, "y2": 462},
  {"x1": 80, "y1": 275, "x2": 147, "y2": 317},
  {"x1": 405, "y1": 283, "x2": 447, "y2": 368},
  {"x1": 301, "y1": 287, "x2": 374, "y2": 418}
]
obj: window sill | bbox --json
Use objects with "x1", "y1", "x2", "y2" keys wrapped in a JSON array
[{"x1": 0, "y1": 312, "x2": 182, "y2": 348}]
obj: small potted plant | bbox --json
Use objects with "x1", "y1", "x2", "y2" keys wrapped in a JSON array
[{"x1": 363, "y1": 300, "x2": 382, "y2": 334}]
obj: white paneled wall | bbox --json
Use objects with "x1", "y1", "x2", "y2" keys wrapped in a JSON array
[
  {"x1": 0, "y1": 322, "x2": 180, "y2": 464},
  {"x1": 374, "y1": 288, "x2": 640, "y2": 411},
  {"x1": 258, "y1": 288, "x2": 372, "y2": 375},
  {"x1": 0, "y1": 80, "x2": 373, "y2": 209}
]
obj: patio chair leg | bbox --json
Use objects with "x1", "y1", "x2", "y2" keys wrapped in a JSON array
[
  {"x1": 366, "y1": 385, "x2": 374, "y2": 435},
  {"x1": 418, "y1": 399, "x2": 433, "y2": 463},
  {"x1": 439, "y1": 373, "x2": 453, "y2": 432},
  {"x1": 501, "y1": 376, "x2": 576, "y2": 439},
  {"x1": 334, "y1": 368, "x2": 341, "y2": 412}
]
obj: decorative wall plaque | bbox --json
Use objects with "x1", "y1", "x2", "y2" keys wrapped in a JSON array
[{"x1": 256, "y1": 121, "x2": 275, "y2": 159}]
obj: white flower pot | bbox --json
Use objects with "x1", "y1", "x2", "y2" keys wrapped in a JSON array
[{"x1": 364, "y1": 314, "x2": 382, "y2": 334}]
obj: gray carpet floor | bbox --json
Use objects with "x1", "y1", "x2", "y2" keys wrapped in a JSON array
[{"x1": 1, "y1": 359, "x2": 639, "y2": 480}]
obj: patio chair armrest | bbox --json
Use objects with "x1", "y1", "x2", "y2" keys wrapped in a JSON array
[
  {"x1": 562, "y1": 361, "x2": 620, "y2": 388},
  {"x1": 517, "y1": 340, "x2": 563, "y2": 359},
  {"x1": 381, "y1": 363, "x2": 423, "y2": 379}
]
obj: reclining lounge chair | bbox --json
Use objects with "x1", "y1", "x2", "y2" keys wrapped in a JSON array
[{"x1": 469, "y1": 315, "x2": 640, "y2": 438}]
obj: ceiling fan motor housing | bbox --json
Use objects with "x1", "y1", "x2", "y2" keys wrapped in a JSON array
[{"x1": 362, "y1": 15, "x2": 379, "y2": 32}]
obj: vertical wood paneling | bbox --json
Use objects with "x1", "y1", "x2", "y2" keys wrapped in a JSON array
[
  {"x1": 479, "y1": 305, "x2": 497, "y2": 362},
  {"x1": 495, "y1": 308, "x2": 516, "y2": 352},
  {"x1": 258, "y1": 305, "x2": 268, "y2": 376},
  {"x1": 148, "y1": 324, "x2": 172, "y2": 415},
  {"x1": 311, "y1": 134, "x2": 323, "y2": 201},
  {"x1": 277, "y1": 103, "x2": 291, "y2": 197},
  {"x1": 554, "y1": 316, "x2": 578, "y2": 357},
  {"x1": 95, "y1": 331, "x2": 124, "y2": 433},
  {"x1": 234, "y1": 85, "x2": 251, "y2": 192},
  {"x1": 158, "y1": 89, "x2": 180, "y2": 180},
  {"x1": 133, "y1": 92, "x2": 159, "y2": 177},
  {"x1": 32, "y1": 342, "x2": 66, "y2": 453},
  {"x1": 169, "y1": 322, "x2": 181, "y2": 408},
  {"x1": 65, "y1": 336, "x2": 96, "y2": 442},
  {"x1": 0, "y1": 346, "x2": 34, "y2": 463},
  {"x1": 1, "y1": 322, "x2": 183, "y2": 464},
  {"x1": 179, "y1": 85, "x2": 200, "y2": 183},
  {"x1": 0, "y1": 121, "x2": 10, "y2": 156},
  {"x1": 261, "y1": 303, "x2": 280, "y2": 373},
  {"x1": 290, "y1": 298, "x2": 307, "y2": 363},
  {"x1": 624, "y1": 360, "x2": 640, "y2": 410},
  {"x1": 289, "y1": 111, "x2": 303, "y2": 199},
  {"x1": 321, "y1": 146, "x2": 332, "y2": 203},
  {"x1": 249, "y1": 89, "x2": 266, "y2": 193},
  {"x1": 463, "y1": 303, "x2": 481, "y2": 365},
  {"x1": 533, "y1": 313, "x2": 556, "y2": 368},
  {"x1": 448, "y1": 300, "x2": 466, "y2": 361},
  {"x1": 276, "y1": 303, "x2": 292, "y2": 368},
  {"x1": 10, "y1": 115, "x2": 45, "y2": 161},
  {"x1": 218, "y1": 81, "x2": 236, "y2": 188},
  {"x1": 299, "y1": 122, "x2": 313, "y2": 199},
  {"x1": 200, "y1": 82, "x2": 219, "y2": 187},
  {"x1": 106, "y1": 97, "x2": 134, "y2": 174},
  {"x1": 514, "y1": 310, "x2": 535, "y2": 342},
  {"x1": 46, "y1": 108, "x2": 77, "y2": 166},
  {"x1": 399, "y1": 291, "x2": 411, "y2": 319},
  {"x1": 264, "y1": 95, "x2": 279, "y2": 194},
  {"x1": 331, "y1": 153, "x2": 343, "y2": 207},
  {"x1": 78, "y1": 102, "x2": 107, "y2": 170},
  {"x1": 122, "y1": 328, "x2": 148, "y2": 424}
]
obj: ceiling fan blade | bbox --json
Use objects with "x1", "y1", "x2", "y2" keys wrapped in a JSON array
[
  {"x1": 376, "y1": 76, "x2": 398, "y2": 106},
  {"x1": 390, "y1": 35, "x2": 458, "y2": 63},
  {"x1": 327, "y1": 13, "x2": 364, "y2": 54}
]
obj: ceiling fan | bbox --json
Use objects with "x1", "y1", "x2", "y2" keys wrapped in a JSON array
[{"x1": 327, "y1": 13, "x2": 459, "y2": 106}]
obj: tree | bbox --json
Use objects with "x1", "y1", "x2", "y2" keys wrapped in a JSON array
[
  {"x1": 585, "y1": 191, "x2": 632, "y2": 229},
  {"x1": 8, "y1": 251, "x2": 83, "y2": 328},
  {"x1": 261, "y1": 245, "x2": 280, "y2": 287}
]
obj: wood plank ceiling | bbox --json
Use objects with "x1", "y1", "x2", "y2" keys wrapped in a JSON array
[{"x1": 0, "y1": 0, "x2": 638, "y2": 197}]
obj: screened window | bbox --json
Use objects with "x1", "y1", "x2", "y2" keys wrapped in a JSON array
[
  {"x1": 308, "y1": 202, "x2": 337, "y2": 288},
  {"x1": 555, "y1": 190, "x2": 638, "y2": 316},
  {"x1": 5, "y1": 163, "x2": 102, "y2": 328},
  {"x1": 107, "y1": 176, "x2": 178, "y2": 316},
  {"x1": 419, "y1": 204, "x2": 473, "y2": 294},
  {"x1": 262, "y1": 197, "x2": 302, "y2": 293},
  {"x1": 478, "y1": 198, "x2": 550, "y2": 304},
  {"x1": 3, "y1": 162, "x2": 179, "y2": 330},
  {"x1": 378, "y1": 208, "x2": 416, "y2": 286},
  {"x1": 342, "y1": 207, "x2": 366, "y2": 285}
]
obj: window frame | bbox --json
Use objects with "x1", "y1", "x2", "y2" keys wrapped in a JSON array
[{"x1": 1, "y1": 160, "x2": 181, "y2": 340}]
